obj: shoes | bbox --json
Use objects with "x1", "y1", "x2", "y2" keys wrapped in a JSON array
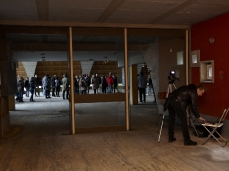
[
  {"x1": 168, "y1": 137, "x2": 176, "y2": 143},
  {"x1": 184, "y1": 140, "x2": 197, "y2": 146}
]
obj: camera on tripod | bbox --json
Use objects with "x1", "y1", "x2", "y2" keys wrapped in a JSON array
[{"x1": 168, "y1": 70, "x2": 179, "y2": 84}]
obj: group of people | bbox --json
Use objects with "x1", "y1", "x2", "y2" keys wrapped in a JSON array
[
  {"x1": 74, "y1": 72, "x2": 118, "y2": 95},
  {"x1": 41, "y1": 74, "x2": 63, "y2": 99},
  {"x1": 16, "y1": 72, "x2": 119, "y2": 102},
  {"x1": 16, "y1": 75, "x2": 39, "y2": 102}
]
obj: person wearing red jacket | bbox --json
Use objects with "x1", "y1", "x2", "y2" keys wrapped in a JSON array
[{"x1": 106, "y1": 72, "x2": 114, "y2": 93}]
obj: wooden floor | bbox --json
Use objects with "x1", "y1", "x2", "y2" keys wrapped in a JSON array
[{"x1": 0, "y1": 94, "x2": 229, "y2": 171}]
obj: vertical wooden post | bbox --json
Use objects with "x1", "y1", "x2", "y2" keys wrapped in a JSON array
[
  {"x1": 186, "y1": 29, "x2": 189, "y2": 85},
  {"x1": 124, "y1": 28, "x2": 129, "y2": 131},
  {"x1": 69, "y1": 27, "x2": 75, "y2": 134}
]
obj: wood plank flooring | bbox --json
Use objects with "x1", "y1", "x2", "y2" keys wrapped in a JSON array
[{"x1": 0, "y1": 95, "x2": 229, "y2": 171}]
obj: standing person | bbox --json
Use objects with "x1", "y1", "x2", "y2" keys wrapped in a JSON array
[
  {"x1": 29, "y1": 77, "x2": 35, "y2": 102},
  {"x1": 137, "y1": 72, "x2": 147, "y2": 103},
  {"x1": 101, "y1": 75, "x2": 107, "y2": 94},
  {"x1": 51, "y1": 75, "x2": 56, "y2": 97},
  {"x1": 91, "y1": 74, "x2": 98, "y2": 94},
  {"x1": 55, "y1": 77, "x2": 61, "y2": 97},
  {"x1": 79, "y1": 75, "x2": 87, "y2": 94},
  {"x1": 45, "y1": 76, "x2": 51, "y2": 98},
  {"x1": 74, "y1": 76, "x2": 79, "y2": 94},
  {"x1": 96, "y1": 74, "x2": 101, "y2": 94},
  {"x1": 85, "y1": 74, "x2": 91, "y2": 94},
  {"x1": 42, "y1": 74, "x2": 48, "y2": 96},
  {"x1": 146, "y1": 75, "x2": 152, "y2": 95},
  {"x1": 167, "y1": 84, "x2": 206, "y2": 146},
  {"x1": 62, "y1": 74, "x2": 69, "y2": 99},
  {"x1": 112, "y1": 74, "x2": 118, "y2": 93},
  {"x1": 17, "y1": 77, "x2": 24, "y2": 102},
  {"x1": 106, "y1": 72, "x2": 113, "y2": 93},
  {"x1": 24, "y1": 77, "x2": 30, "y2": 97},
  {"x1": 34, "y1": 74, "x2": 40, "y2": 97}
]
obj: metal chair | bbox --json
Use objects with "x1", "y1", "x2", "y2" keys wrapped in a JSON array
[{"x1": 202, "y1": 108, "x2": 229, "y2": 147}]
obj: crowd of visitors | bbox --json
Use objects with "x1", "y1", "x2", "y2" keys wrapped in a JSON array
[{"x1": 16, "y1": 72, "x2": 120, "y2": 102}]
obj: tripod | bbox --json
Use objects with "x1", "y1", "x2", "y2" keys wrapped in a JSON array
[
  {"x1": 157, "y1": 83, "x2": 199, "y2": 143},
  {"x1": 157, "y1": 83, "x2": 176, "y2": 143}
]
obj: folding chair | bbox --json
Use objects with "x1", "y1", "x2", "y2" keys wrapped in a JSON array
[{"x1": 202, "y1": 108, "x2": 229, "y2": 147}]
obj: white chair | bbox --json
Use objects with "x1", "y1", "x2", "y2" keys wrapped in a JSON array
[{"x1": 202, "y1": 108, "x2": 229, "y2": 147}]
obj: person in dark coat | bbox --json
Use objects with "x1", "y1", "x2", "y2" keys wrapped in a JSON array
[
  {"x1": 101, "y1": 75, "x2": 107, "y2": 94},
  {"x1": 29, "y1": 77, "x2": 36, "y2": 101},
  {"x1": 167, "y1": 84, "x2": 206, "y2": 146},
  {"x1": 55, "y1": 77, "x2": 61, "y2": 97},
  {"x1": 24, "y1": 77, "x2": 29, "y2": 97},
  {"x1": 112, "y1": 74, "x2": 118, "y2": 93},
  {"x1": 17, "y1": 77, "x2": 24, "y2": 102},
  {"x1": 74, "y1": 76, "x2": 79, "y2": 94},
  {"x1": 34, "y1": 74, "x2": 40, "y2": 96},
  {"x1": 44, "y1": 76, "x2": 51, "y2": 98},
  {"x1": 51, "y1": 75, "x2": 56, "y2": 97},
  {"x1": 137, "y1": 72, "x2": 147, "y2": 103}
]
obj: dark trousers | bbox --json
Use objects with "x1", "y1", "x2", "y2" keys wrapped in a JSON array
[
  {"x1": 35, "y1": 87, "x2": 40, "y2": 96},
  {"x1": 18, "y1": 90, "x2": 23, "y2": 102},
  {"x1": 139, "y1": 88, "x2": 146, "y2": 102},
  {"x1": 52, "y1": 87, "x2": 56, "y2": 96},
  {"x1": 81, "y1": 90, "x2": 86, "y2": 94},
  {"x1": 45, "y1": 90, "x2": 50, "y2": 98},
  {"x1": 63, "y1": 90, "x2": 69, "y2": 99},
  {"x1": 74, "y1": 87, "x2": 79, "y2": 94},
  {"x1": 26, "y1": 88, "x2": 29, "y2": 97},
  {"x1": 30, "y1": 90, "x2": 34, "y2": 101},
  {"x1": 102, "y1": 86, "x2": 106, "y2": 94},
  {"x1": 168, "y1": 99, "x2": 190, "y2": 141}
]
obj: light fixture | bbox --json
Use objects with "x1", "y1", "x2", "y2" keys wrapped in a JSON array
[{"x1": 209, "y1": 37, "x2": 214, "y2": 43}]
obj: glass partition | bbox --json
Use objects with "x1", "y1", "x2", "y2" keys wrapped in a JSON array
[{"x1": 72, "y1": 28, "x2": 126, "y2": 132}]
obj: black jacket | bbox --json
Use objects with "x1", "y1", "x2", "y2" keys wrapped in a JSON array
[{"x1": 169, "y1": 84, "x2": 200, "y2": 118}]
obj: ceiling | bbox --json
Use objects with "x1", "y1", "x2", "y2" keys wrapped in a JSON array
[{"x1": 0, "y1": 0, "x2": 229, "y2": 62}]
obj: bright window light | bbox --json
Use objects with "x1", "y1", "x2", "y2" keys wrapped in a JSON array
[
  {"x1": 177, "y1": 51, "x2": 184, "y2": 65},
  {"x1": 192, "y1": 54, "x2": 197, "y2": 63}
]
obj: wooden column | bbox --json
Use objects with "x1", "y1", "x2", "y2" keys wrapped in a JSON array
[
  {"x1": 0, "y1": 34, "x2": 10, "y2": 136},
  {"x1": 186, "y1": 29, "x2": 189, "y2": 85},
  {"x1": 124, "y1": 28, "x2": 129, "y2": 131},
  {"x1": 8, "y1": 95, "x2": 15, "y2": 111},
  {"x1": 69, "y1": 27, "x2": 75, "y2": 134},
  {"x1": 130, "y1": 64, "x2": 138, "y2": 105}
]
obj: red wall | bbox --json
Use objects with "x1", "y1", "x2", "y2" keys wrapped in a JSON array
[{"x1": 191, "y1": 12, "x2": 229, "y2": 119}]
